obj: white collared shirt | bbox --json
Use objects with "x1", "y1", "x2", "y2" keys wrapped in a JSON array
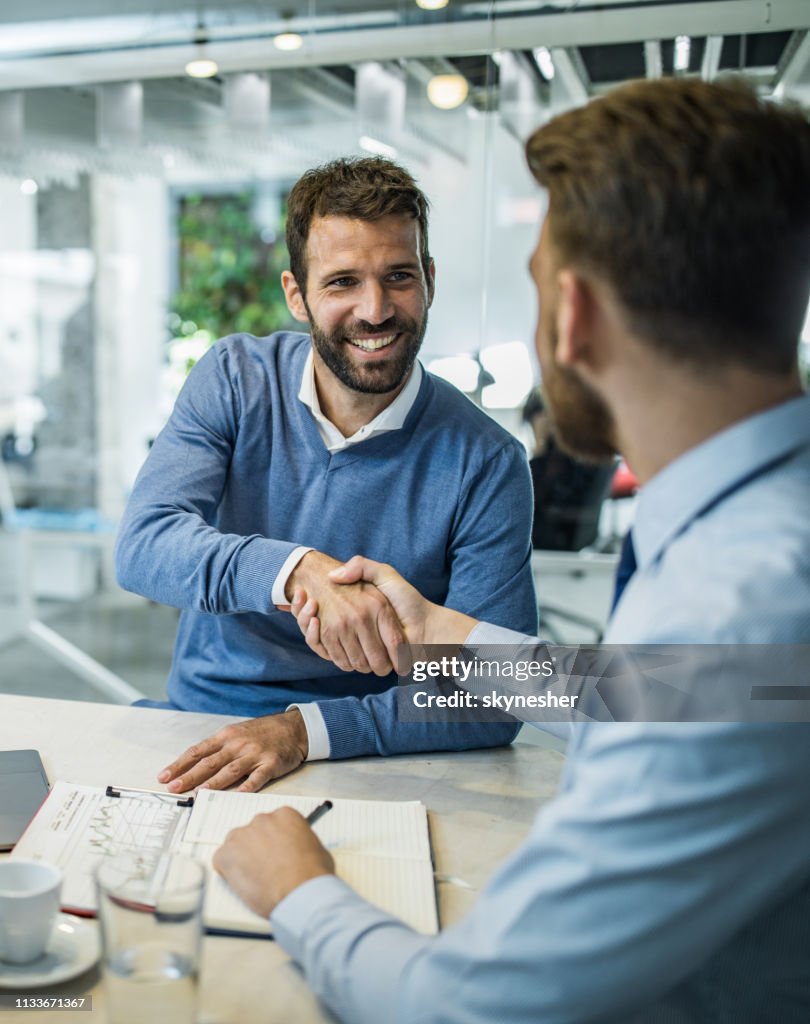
[{"x1": 297, "y1": 349, "x2": 423, "y2": 453}]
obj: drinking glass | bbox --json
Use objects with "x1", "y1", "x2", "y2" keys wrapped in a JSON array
[{"x1": 96, "y1": 852, "x2": 205, "y2": 1024}]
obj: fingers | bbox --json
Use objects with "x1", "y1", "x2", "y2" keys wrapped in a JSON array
[
  {"x1": 166, "y1": 749, "x2": 239, "y2": 793},
  {"x1": 158, "y1": 735, "x2": 222, "y2": 786},
  {"x1": 353, "y1": 608, "x2": 399, "y2": 676},
  {"x1": 376, "y1": 602, "x2": 407, "y2": 674},
  {"x1": 305, "y1": 614, "x2": 327, "y2": 658},
  {"x1": 299, "y1": 596, "x2": 383, "y2": 674},
  {"x1": 237, "y1": 765, "x2": 279, "y2": 793},
  {"x1": 191, "y1": 756, "x2": 258, "y2": 792},
  {"x1": 294, "y1": 560, "x2": 404, "y2": 674},
  {"x1": 158, "y1": 716, "x2": 307, "y2": 795},
  {"x1": 294, "y1": 597, "x2": 330, "y2": 661},
  {"x1": 324, "y1": 623, "x2": 371, "y2": 674},
  {"x1": 328, "y1": 555, "x2": 379, "y2": 585}
]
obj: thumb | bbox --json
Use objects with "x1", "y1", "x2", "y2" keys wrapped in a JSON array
[{"x1": 329, "y1": 555, "x2": 394, "y2": 587}]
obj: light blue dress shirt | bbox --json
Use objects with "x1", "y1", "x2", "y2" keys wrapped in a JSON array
[{"x1": 271, "y1": 394, "x2": 810, "y2": 1023}]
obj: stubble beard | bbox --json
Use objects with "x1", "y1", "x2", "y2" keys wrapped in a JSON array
[
  {"x1": 541, "y1": 324, "x2": 617, "y2": 464},
  {"x1": 305, "y1": 300, "x2": 428, "y2": 395}
]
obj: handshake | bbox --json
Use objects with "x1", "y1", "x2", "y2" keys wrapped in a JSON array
[
  {"x1": 282, "y1": 551, "x2": 475, "y2": 677},
  {"x1": 157, "y1": 553, "x2": 477, "y2": 796}
]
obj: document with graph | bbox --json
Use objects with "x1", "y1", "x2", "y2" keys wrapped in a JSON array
[{"x1": 11, "y1": 781, "x2": 438, "y2": 937}]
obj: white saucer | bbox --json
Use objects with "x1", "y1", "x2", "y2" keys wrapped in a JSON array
[{"x1": 0, "y1": 914, "x2": 100, "y2": 989}]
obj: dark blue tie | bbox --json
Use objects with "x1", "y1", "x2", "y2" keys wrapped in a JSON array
[{"x1": 610, "y1": 530, "x2": 637, "y2": 613}]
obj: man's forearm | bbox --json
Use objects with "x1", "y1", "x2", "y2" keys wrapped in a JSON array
[
  {"x1": 317, "y1": 687, "x2": 520, "y2": 761},
  {"x1": 115, "y1": 507, "x2": 298, "y2": 614}
]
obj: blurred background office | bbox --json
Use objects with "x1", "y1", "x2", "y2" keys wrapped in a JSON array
[{"x1": 0, "y1": 0, "x2": 808, "y2": 704}]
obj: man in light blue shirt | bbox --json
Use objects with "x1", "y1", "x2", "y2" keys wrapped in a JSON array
[{"x1": 213, "y1": 79, "x2": 810, "y2": 1021}]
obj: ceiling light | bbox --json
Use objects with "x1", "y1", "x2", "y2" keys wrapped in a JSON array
[
  {"x1": 359, "y1": 135, "x2": 398, "y2": 159},
  {"x1": 416, "y1": 0, "x2": 449, "y2": 9},
  {"x1": 674, "y1": 35, "x2": 691, "y2": 72},
  {"x1": 185, "y1": 58, "x2": 219, "y2": 78},
  {"x1": 533, "y1": 46, "x2": 555, "y2": 80},
  {"x1": 427, "y1": 74, "x2": 469, "y2": 110},
  {"x1": 274, "y1": 32, "x2": 303, "y2": 51},
  {"x1": 20, "y1": 178, "x2": 38, "y2": 195},
  {"x1": 185, "y1": 20, "x2": 218, "y2": 79}
]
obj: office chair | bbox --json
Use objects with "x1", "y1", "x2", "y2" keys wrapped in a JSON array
[{"x1": 530, "y1": 456, "x2": 617, "y2": 642}]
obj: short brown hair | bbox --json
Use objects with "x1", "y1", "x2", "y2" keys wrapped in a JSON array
[
  {"x1": 526, "y1": 78, "x2": 810, "y2": 372},
  {"x1": 285, "y1": 156, "x2": 431, "y2": 294}
]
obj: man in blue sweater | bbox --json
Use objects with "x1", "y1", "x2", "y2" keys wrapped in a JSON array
[{"x1": 114, "y1": 157, "x2": 537, "y2": 792}]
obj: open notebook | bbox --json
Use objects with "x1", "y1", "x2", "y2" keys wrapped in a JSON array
[{"x1": 11, "y1": 781, "x2": 438, "y2": 937}]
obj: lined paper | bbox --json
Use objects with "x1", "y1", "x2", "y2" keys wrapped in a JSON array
[{"x1": 186, "y1": 790, "x2": 438, "y2": 935}]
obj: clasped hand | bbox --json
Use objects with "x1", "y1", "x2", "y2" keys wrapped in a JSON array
[
  {"x1": 292, "y1": 555, "x2": 476, "y2": 660},
  {"x1": 283, "y1": 550, "x2": 406, "y2": 676}
]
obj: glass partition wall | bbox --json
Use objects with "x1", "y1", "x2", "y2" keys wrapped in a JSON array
[{"x1": 0, "y1": 0, "x2": 807, "y2": 699}]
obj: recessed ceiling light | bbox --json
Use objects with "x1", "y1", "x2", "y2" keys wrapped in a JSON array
[
  {"x1": 20, "y1": 179, "x2": 38, "y2": 195},
  {"x1": 185, "y1": 58, "x2": 219, "y2": 78},
  {"x1": 273, "y1": 32, "x2": 303, "y2": 51},
  {"x1": 427, "y1": 74, "x2": 469, "y2": 110},
  {"x1": 533, "y1": 46, "x2": 555, "y2": 81},
  {"x1": 416, "y1": 0, "x2": 449, "y2": 9},
  {"x1": 674, "y1": 34, "x2": 691, "y2": 72}
]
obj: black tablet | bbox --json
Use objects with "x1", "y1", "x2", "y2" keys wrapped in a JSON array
[{"x1": 0, "y1": 749, "x2": 50, "y2": 851}]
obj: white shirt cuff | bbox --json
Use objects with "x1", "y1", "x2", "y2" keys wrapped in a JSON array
[
  {"x1": 271, "y1": 546, "x2": 314, "y2": 606},
  {"x1": 288, "y1": 702, "x2": 331, "y2": 761}
]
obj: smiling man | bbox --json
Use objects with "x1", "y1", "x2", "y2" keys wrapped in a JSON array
[{"x1": 114, "y1": 157, "x2": 536, "y2": 791}]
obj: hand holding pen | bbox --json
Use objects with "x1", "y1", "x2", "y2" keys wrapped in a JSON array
[{"x1": 213, "y1": 799, "x2": 336, "y2": 919}]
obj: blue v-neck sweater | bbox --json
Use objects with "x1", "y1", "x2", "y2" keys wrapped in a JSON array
[{"x1": 116, "y1": 333, "x2": 536, "y2": 759}]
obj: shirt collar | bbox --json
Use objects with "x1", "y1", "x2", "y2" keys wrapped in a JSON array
[
  {"x1": 298, "y1": 347, "x2": 423, "y2": 450},
  {"x1": 633, "y1": 393, "x2": 810, "y2": 570}
]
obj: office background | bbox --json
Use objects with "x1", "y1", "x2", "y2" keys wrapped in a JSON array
[{"x1": 0, "y1": 0, "x2": 808, "y2": 705}]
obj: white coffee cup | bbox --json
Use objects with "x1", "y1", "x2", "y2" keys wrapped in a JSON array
[{"x1": 0, "y1": 859, "x2": 62, "y2": 963}]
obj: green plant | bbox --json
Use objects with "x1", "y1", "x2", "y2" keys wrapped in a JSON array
[{"x1": 171, "y1": 191, "x2": 295, "y2": 344}]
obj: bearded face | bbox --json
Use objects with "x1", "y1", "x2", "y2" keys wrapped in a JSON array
[
  {"x1": 532, "y1": 222, "x2": 617, "y2": 463},
  {"x1": 540, "y1": 318, "x2": 617, "y2": 463},
  {"x1": 306, "y1": 303, "x2": 428, "y2": 395}
]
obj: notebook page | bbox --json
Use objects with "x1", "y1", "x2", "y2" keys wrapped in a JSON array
[
  {"x1": 185, "y1": 842, "x2": 439, "y2": 936},
  {"x1": 186, "y1": 790, "x2": 432, "y2": 862},
  {"x1": 186, "y1": 789, "x2": 437, "y2": 935},
  {"x1": 334, "y1": 851, "x2": 438, "y2": 934}
]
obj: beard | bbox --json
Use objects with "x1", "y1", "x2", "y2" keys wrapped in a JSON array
[
  {"x1": 305, "y1": 302, "x2": 428, "y2": 395},
  {"x1": 541, "y1": 325, "x2": 617, "y2": 464}
]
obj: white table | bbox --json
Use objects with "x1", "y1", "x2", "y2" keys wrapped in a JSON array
[{"x1": 0, "y1": 695, "x2": 563, "y2": 1023}]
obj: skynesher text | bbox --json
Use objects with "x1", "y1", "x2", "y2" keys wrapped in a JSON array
[{"x1": 412, "y1": 691, "x2": 579, "y2": 712}]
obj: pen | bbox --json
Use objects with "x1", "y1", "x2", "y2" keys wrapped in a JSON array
[{"x1": 306, "y1": 800, "x2": 333, "y2": 826}]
